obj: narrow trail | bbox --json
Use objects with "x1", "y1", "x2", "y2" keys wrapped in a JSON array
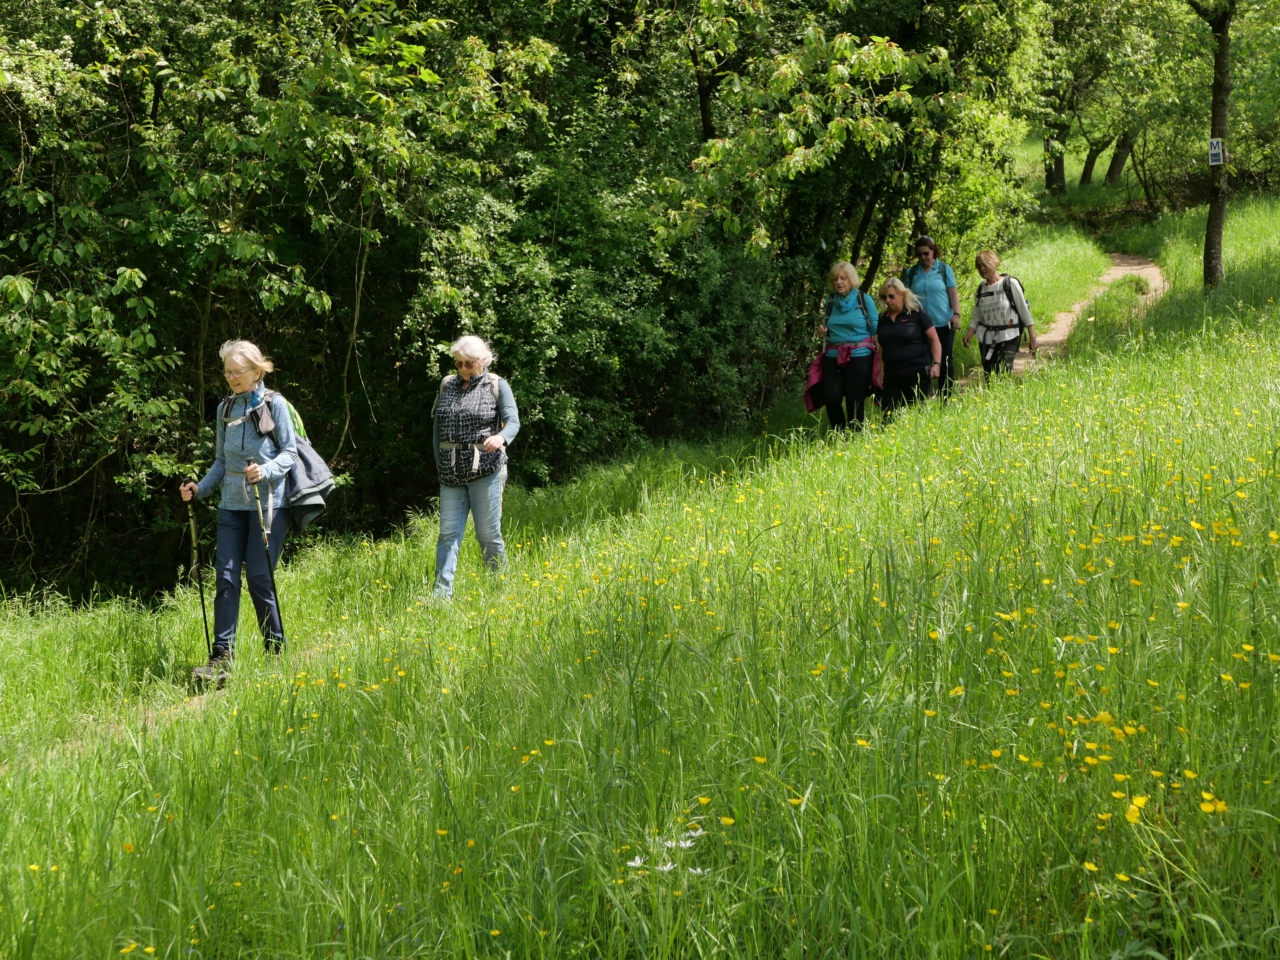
[{"x1": 1010, "y1": 253, "x2": 1167, "y2": 374}]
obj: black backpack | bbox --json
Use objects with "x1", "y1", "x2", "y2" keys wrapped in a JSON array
[{"x1": 219, "y1": 391, "x2": 336, "y2": 536}]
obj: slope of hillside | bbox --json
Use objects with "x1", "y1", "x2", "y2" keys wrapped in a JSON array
[{"x1": 2, "y1": 205, "x2": 1279, "y2": 958}]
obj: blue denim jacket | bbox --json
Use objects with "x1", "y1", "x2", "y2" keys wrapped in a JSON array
[{"x1": 196, "y1": 388, "x2": 297, "y2": 510}]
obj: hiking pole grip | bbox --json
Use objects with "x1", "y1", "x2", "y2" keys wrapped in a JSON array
[
  {"x1": 247, "y1": 458, "x2": 287, "y2": 648},
  {"x1": 186, "y1": 483, "x2": 212, "y2": 658}
]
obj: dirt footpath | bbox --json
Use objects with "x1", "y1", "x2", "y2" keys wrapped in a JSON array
[{"x1": 1010, "y1": 253, "x2": 1167, "y2": 374}]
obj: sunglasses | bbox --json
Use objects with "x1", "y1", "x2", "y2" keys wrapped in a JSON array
[{"x1": 454, "y1": 358, "x2": 480, "y2": 369}]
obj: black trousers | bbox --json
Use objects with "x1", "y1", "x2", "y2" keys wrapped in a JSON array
[
  {"x1": 935, "y1": 325, "x2": 956, "y2": 398},
  {"x1": 822, "y1": 354, "x2": 873, "y2": 429},
  {"x1": 980, "y1": 338, "x2": 1020, "y2": 378},
  {"x1": 881, "y1": 370, "x2": 931, "y2": 417}
]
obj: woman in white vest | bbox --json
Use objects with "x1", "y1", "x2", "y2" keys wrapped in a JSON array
[
  {"x1": 432, "y1": 335, "x2": 520, "y2": 599},
  {"x1": 963, "y1": 249, "x2": 1038, "y2": 377}
]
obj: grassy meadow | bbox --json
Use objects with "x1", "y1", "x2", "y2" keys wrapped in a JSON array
[{"x1": 3, "y1": 202, "x2": 1280, "y2": 958}]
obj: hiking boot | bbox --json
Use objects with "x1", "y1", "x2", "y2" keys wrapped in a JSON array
[
  {"x1": 264, "y1": 635, "x2": 286, "y2": 656},
  {"x1": 193, "y1": 648, "x2": 232, "y2": 685}
]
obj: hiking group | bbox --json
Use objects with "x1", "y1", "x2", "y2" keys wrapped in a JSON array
[
  {"x1": 181, "y1": 240, "x2": 1032, "y2": 683},
  {"x1": 181, "y1": 334, "x2": 518, "y2": 684},
  {"x1": 806, "y1": 238, "x2": 1038, "y2": 429}
]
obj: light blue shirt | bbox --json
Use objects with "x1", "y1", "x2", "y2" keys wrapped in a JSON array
[
  {"x1": 824, "y1": 290, "x2": 879, "y2": 357},
  {"x1": 196, "y1": 388, "x2": 297, "y2": 510},
  {"x1": 905, "y1": 261, "x2": 957, "y2": 328}
]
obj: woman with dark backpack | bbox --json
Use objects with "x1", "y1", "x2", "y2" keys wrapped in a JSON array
[
  {"x1": 432, "y1": 335, "x2": 520, "y2": 600},
  {"x1": 904, "y1": 236, "x2": 960, "y2": 398},
  {"x1": 875, "y1": 278, "x2": 941, "y2": 418},
  {"x1": 817, "y1": 260, "x2": 879, "y2": 430},
  {"x1": 963, "y1": 249, "x2": 1038, "y2": 378},
  {"x1": 180, "y1": 340, "x2": 296, "y2": 682}
]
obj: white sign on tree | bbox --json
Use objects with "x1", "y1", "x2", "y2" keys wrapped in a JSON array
[{"x1": 1208, "y1": 138, "x2": 1225, "y2": 166}]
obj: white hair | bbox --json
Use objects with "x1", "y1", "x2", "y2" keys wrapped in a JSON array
[
  {"x1": 450, "y1": 335, "x2": 494, "y2": 367},
  {"x1": 219, "y1": 339, "x2": 274, "y2": 377}
]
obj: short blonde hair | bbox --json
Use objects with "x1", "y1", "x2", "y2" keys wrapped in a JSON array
[
  {"x1": 975, "y1": 249, "x2": 1001, "y2": 273},
  {"x1": 827, "y1": 260, "x2": 860, "y2": 291},
  {"x1": 219, "y1": 339, "x2": 274, "y2": 378},
  {"x1": 450, "y1": 335, "x2": 494, "y2": 368},
  {"x1": 879, "y1": 277, "x2": 922, "y2": 313}
]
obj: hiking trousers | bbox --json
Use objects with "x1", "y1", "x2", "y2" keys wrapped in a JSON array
[
  {"x1": 821, "y1": 354, "x2": 873, "y2": 429},
  {"x1": 434, "y1": 466, "x2": 506, "y2": 599},
  {"x1": 980, "y1": 338, "x2": 1020, "y2": 378},
  {"x1": 935, "y1": 326, "x2": 956, "y2": 398},
  {"x1": 213, "y1": 506, "x2": 288, "y2": 654},
  {"x1": 881, "y1": 370, "x2": 932, "y2": 418}
]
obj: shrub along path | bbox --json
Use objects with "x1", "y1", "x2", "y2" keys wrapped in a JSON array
[{"x1": 1010, "y1": 253, "x2": 1167, "y2": 373}]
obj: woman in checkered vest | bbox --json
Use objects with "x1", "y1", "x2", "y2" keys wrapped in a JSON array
[{"x1": 432, "y1": 335, "x2": 520, "y2": 599}]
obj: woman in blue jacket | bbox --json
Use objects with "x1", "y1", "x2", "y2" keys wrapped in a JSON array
[
  {"x1": 818, "y1": 260, "x2": 879, "y2": 430},
  {"x1": 904, "y1": 236, "x2": 961, "y2": 398},
  {"x1": 180, "y1": 340, "x2": 297, "y2": 683}
]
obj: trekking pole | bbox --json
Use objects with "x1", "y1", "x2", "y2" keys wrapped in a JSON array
[
  {"x1": 186, "y1": 489, "x2": 212, "y2": 659},
  {"x1": 247, "y1": 458, "x2": 287, "y2": 647}
]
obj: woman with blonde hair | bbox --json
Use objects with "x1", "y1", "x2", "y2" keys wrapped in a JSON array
[
  {"x1": 432, "y1": 335, "x2": 520, "y2": 599},
  {"x1": 963, "y1": 249, "x2": 1037, "y2": 377},
  {"x1": 816, "y1": 260, "x2": 879, "y2": 429},
  {"x1": 875, "y1": 278, "x2": 941, "y2": 417},
  {"x1": 180, "y1": 340, "x2": 297, "y2": 682}
]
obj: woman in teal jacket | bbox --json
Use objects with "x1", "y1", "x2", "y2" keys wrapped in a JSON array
[
  {"x1": 818, "y1": 260, "x2": 879, "y2": 429},
  {"x1": 904, "y1": 236, "x2": 960, "y2": 398}
]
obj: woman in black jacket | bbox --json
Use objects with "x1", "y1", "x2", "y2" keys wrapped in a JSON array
[{"x1": 875, "y1": 277, "x2": 942, "y2": 417}]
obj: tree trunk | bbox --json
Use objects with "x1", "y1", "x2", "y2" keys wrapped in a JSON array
[
  {"x1": 846, "y1": 187, "x2": 880, "y2": 267},
  {"x1": 862, "y1": 209, "x2": 895, "y2": 294},
  {"x1": 1104, "y1": 131, "x2": 1135, "y2": 184},
  {"x1": 690, "y1": 44, "x2": 716, "y2": 142},
  {"x1": 1043, "y1": 136, "x2": 1067, "y2": 196},
  {"x1": 1078, "y1": 136, "x2": 1113, "y2": 187},
  {"x1": 1188, "y1": 0, "x2": 1235, "y2": 287}
]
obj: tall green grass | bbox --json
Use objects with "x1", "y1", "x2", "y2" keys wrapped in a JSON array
[
  {"x1": 2, "y1": 205, "x2": 1279, "y2": 958},
  {"x1": 1074, "y1": 194, "x2": 1280, "y2": 355}
]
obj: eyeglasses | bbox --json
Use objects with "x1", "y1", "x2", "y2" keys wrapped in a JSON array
[
  {"x1": 454, "y1": 358, "x2": 480, "y2": 369},
  {"x1": 224, "y1": 366, "x2": 252, "y2": 380}
]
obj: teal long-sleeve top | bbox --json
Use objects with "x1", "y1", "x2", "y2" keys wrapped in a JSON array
[{"x1": 824, "y1": 290, "x2": 879, "y2": 357}]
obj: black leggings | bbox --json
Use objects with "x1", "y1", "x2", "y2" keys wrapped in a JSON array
[
  {"x1": 881, "y1": 370, "x2": 931, "y2": 418},
  {"x1": 935, "y1": 325, "x2": 956, "y2": 398},
  {"x1": 821, "y1": 354, "x2": 873, "y2": 429}
]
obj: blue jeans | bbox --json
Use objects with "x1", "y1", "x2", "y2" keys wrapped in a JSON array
[
  {"x1": 434, "y1": 467, "x2": 506, "y2": 598},
  {"x1": 214, "y1": 506, "x2": 288, "y2": 654}
]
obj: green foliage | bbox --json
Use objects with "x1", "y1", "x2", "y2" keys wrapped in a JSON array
[{"x1": 0, "y1": 0, "x2": 1045, "y2": 596}]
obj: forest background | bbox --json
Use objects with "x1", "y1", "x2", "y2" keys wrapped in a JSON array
[{"x1": 2, "y1": 0, "x2": 1278, "y2": 598}]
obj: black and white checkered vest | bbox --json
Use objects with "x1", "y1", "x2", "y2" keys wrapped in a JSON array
[{"x1": 434, "y1": 372, "x2": 505, "y2": 485}]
